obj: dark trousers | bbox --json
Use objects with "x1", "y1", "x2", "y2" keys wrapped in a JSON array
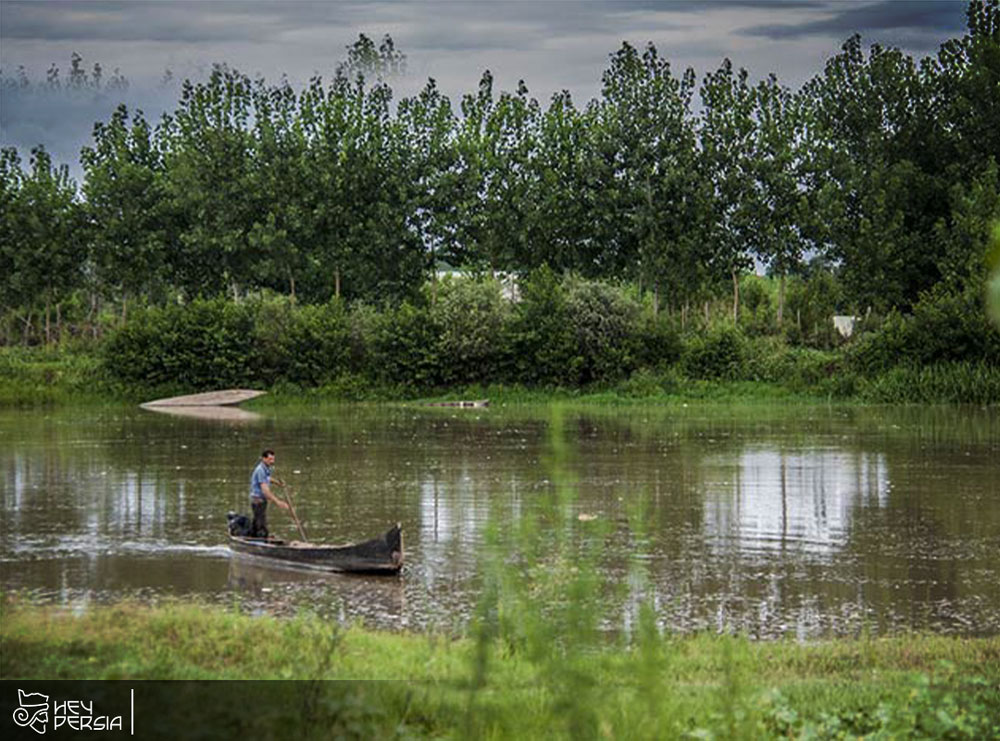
[{"x1": 251, "y1": 499, "x2": 268, "y2": 538}]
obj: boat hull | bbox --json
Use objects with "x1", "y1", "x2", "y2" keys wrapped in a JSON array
[{"x1": 228, "y1": 524, "x2": 403, "y2": 574}]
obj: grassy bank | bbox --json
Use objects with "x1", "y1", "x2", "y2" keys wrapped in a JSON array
[
  {"x1": 3, "y1": 345, "x2": 999, "y2": 408},
  {"x1": 0, "y1": 346, "x2": 109, "y2": 406},
  {"x1": 2, "y1": 600, "x2": 998, "y2": 739}
]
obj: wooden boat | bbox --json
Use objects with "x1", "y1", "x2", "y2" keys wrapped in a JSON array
[
  {"x1": 228, "y1": 523, "x2": 403, "y2": 574},
  {"x1": 141, "y1": 389, "x2": 266, "y2": 407}
]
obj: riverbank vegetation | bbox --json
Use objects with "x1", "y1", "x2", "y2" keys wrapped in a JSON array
[
  {"x1": 3, "y1": 272, "x2": 999, "y2": 405},
  {"x1": 2, "y1": 2, "x2": 998, "y2": 404},
  {"x1": 3, "y1": 599, "x2": 998, "y2": 739}
]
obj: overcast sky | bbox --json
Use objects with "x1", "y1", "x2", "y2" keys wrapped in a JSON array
[{"x1": 1, "y1": 0, "x2": 970, "y2": 172}]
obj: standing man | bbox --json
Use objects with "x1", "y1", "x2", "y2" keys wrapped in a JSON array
[{"x1": 250, "y1": 449, "x2": 288, "y2": 538}]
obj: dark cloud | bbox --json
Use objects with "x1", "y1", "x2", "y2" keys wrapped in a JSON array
[
  {"x1": 0, "y1": 1, "x2": 822, "y2": 44},
  {"x1": 0, "y1": 1, "x2": 364, "y2": 42},
  {"x1": 739, "y1": 0, "x2": 966, "y2": 44},
  {"x1": 1, "y1": 0, "x2": 969, "y2": 173}
]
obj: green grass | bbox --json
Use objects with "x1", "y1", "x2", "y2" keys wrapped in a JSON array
[
  {"x1": 2, "y1": 599, "x2": 998, "y2": 739},
  {"x1": 2, "y1": 344, "x2": 997, "y2": 408},
  {"x1": 860, "y1": 361, "x2": 1000, "y2": 405},
  {"x1": 0, "y1": 345, "x2": 108, "y2": 405}
]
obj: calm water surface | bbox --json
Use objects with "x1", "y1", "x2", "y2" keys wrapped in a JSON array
[{"x1": 2, "y1": 403, "x2": 998, "y2": 638}]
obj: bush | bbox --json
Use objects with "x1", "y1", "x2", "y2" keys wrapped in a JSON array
[
  {"x1": 508, "y1": 266, "x2": 579, "y2": 386},
  {"x1": 104, "y1": 297, "x2": 350, "y2": 391},
  {"x1": 848, "y1": 286, "x2": 1000, "y2": 376},
  {"x1": 744, "y1": 338, "x2": 842, "y2": 390},
  {"x1": 431, "y1": 278, "x2": 510, "y2": 386},
  {"x1": 617, "y1": 367, "x2": 683, "y2": 397},
  {"x1": 683, "y1": 325, "x2": 747, "y2": 380},
  {"x1": 102, "y1": 298, "x2": 257, "y2": 390},
  {"x1": 738, "y1": 275, "x2": 775, "y2": 336},
  {"x1": 634, "y1": 313, "x2": 683, "y2": 370},
  {"x1": 905, "y1": 285, "x2": 1000, "y2": 364},
  {"x1": 360, "y1": 300, "x2": 440, "y2": 390},
  {"x1": 783, "y1": 270, "x2": 844, "y2": 349},
  {"x1": 845, "y1": 312, "x2": 908, "y2": 375},
  {"x1": 564, "y1": 278, "x2": 642, "y2": 384},
  {"x1": 254, "y1": 298, "x2": 352, "y2": 386},
  {"x1": 0, "y1": 346, "x2": 102, "y2": 404}
]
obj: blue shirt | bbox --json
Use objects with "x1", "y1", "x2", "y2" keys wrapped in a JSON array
[{"x1": 250, "y1": 461, "x2": 272, "y2": 502}]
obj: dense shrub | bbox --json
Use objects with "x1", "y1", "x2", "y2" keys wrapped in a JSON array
[
  {"x1": 103, "y1": 298, "x2": 257, "y2": 390},
  {"x1": 254, "y1": 298, "x2": 352, "y2": 386},
  {"x1": 0, "y1": 346, "x2": 102, "y2": 404},
  {"x1": 94, "y1": 274, "x2": 999, "y2": 401},
  {"x1": 361, "y1": 300, "x2": 441, "y2": 390},
  {"x1": 618, "y1": 366, "x2": 683, "y2": 397},
  {"x1": 103, "y1": 297, "x2": 350, "y2": 391},
  {"x1": 845, "y1": 312, "x2": 908, "y2": 375},
  {"x1": 431, "y1": 278, "x2": 510, "y2": 386},
  {"x1": 682, "y1": 324, "x2": 747, "y2": 380},
  {"x1": 744, "y1": 337, "x2": 841, "y2": 389},
  {"x1": 905, "y1": 286, "x2": 1000, "y2": 364},
  {"x1": 634, "y1": 313, "x2": 683, "y2": 370},
  {"x1": 848, "y1": 286, "x2": 1000, "y2": 375},
  {"x1": 738, "y1": 275, "x2": 775, "y2": 336},
  {"x1": 564, "y1": 278, "x2": 642, "y2": 384},
  {"x1": 783, "y1": 271, "x2": 844, "y2": 349},
  {"x1": 508, "y1": 266, "x2": 579, "y2": 386}
]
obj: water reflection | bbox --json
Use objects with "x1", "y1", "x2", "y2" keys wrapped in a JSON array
[
  {"x1": 227, "y1": 555, "x2": 404, "y2": 622},
  {"x1": 2, "y1": 404, "x2": 998, "y2": 637},
  {"x1": 704, "y1": 448, "x2": 890, "y2": 556},
  {"x1": 141, "y1": 406, "x2": 262, "y2": 422}
]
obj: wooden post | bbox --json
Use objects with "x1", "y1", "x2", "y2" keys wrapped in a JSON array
[
  {"x1": 732, "y1": 268, "x2": 740, "y2": 324},
  {"x1": 777, "y1": 273, "x2": 786, "y2": 326}
]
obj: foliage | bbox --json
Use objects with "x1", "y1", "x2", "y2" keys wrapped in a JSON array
[
  {"x1": 763, "y1": 662, "x2": 1000, "y2": 739},
  {"x1": 430, "y1": 277, "x2": 510, "y2": 386},
  {"x1": 4, "y1": 5, "x2": 1000, "y2": 414},
  {"x1": 564, "y1": 277, "x2": 643, "y2": 384},
  {"x1": 7, "y1": 7, "x2": 1000, "y2": 400},
  {"x1": 985, "y1": 221, "x2": 1000, "y2": 328},
  {"x1": 358, "y1": 300, "x2": 440, "y2": 390},
  {"x1": 0, "y1": 346, "x2": 103, "y2": 405},
  {"x1": 508, "y1": 266, "x2": 580, "y2": 386},
  {"x1": 682, "y1": 324, "x2": 748, "y2": 380},
  {"x1": 859, "y1": 361, "x2": 1000, "y2": 405},
  {"x1": 28, "y1": 264, "x2": 998, "y2": 405},
  {"x1": 5, "y1": 550, "x2": 999, "y2": 737},
  {"x1": 848, "y1": 285, "x2": 1000, "y2": 374},
  {"x1": 253, "y1": 298, "x2": 352, "y2": 386}
]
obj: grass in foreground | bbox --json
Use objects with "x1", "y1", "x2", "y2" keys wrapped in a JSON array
[{"x1": 2, "y1": 599, "x2": 998, "y2": 739}]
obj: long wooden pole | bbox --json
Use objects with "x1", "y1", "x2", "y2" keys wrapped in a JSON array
[{"x1": 279, "y1": 484, "x2": 308, "y2": 542}]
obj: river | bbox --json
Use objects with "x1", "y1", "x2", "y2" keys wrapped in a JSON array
[{"x1": 2, "y1": 402, "x2": 998, "y2": 638}]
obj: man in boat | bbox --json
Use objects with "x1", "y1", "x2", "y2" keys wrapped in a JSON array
[{"x1": 249, "y1": 449, "x2": 289, "y2": 538}]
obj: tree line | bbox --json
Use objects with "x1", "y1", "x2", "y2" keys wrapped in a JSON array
[{"x1": 2, "y1": 1, "x2": 998, "y2": 346}]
